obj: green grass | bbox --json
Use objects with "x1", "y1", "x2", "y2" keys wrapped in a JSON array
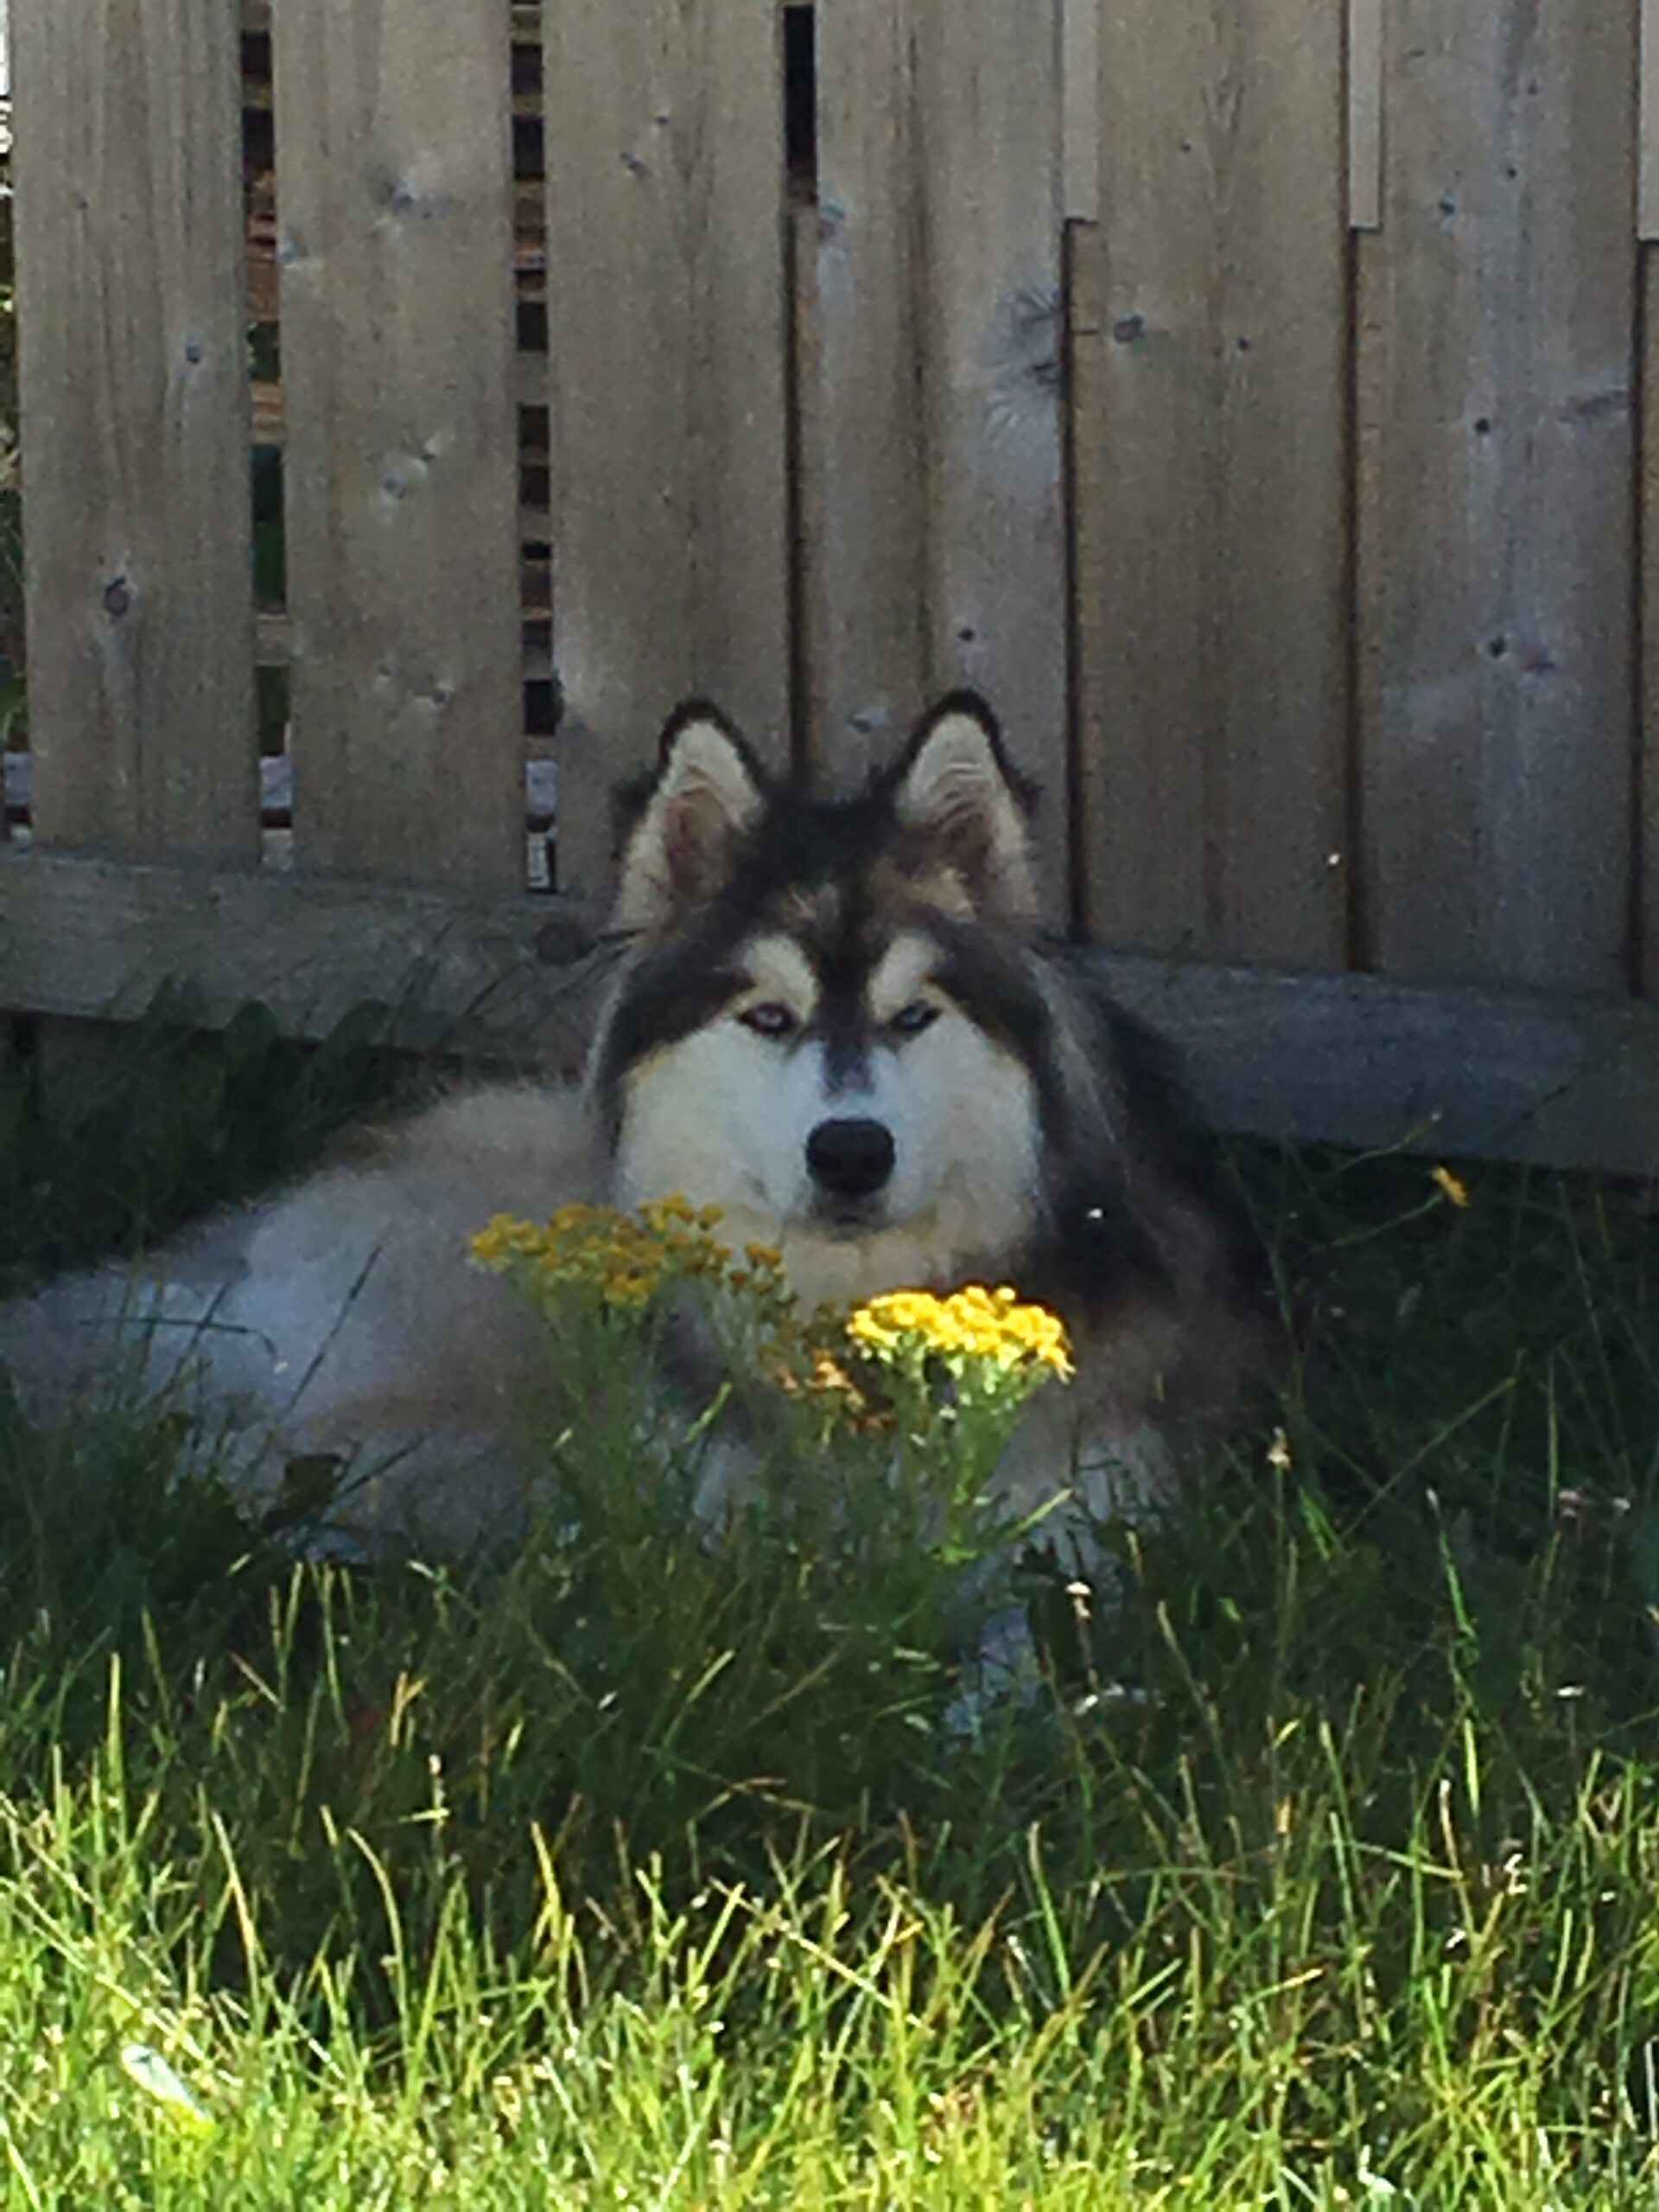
[{"x1": 3, "y1": 1014, "x2": 1659, "y2": 2204}]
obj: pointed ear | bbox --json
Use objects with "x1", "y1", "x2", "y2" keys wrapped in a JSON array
[
  {"x1": 613, "y1": 701, "x2": 768, "y2": 931},
  {"x1": 889, "y1": 692, "x2": 1038, "y2": 923}
]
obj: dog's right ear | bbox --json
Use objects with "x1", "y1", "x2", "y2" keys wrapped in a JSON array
[
  {"x1": 613, "y1": 702, "x2": 768, "y2": 931},
  {"x1": 889, "y1": 692, "x2": 1039, "y2": 924}
]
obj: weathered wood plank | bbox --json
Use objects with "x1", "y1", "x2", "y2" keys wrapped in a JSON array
[
  {"x1": 245, "y1": 0, "x2": 543, "y2": 30},
  {"x1": 808, "y1": 0, "x2": 927, "y2": 791},
  {"x1": 1643, "y1": 0, "x2": 1659, "y2": 240},
  {"x1": 1643, "y1": 247, "x2": 1659, "y2": 995},
  {"x1": 1355, "y1": 0, "x2": 1637, "y2": 990},
  {"x1": 543, "y1": 0, "x2": 791, "y2": 898},
  {"x1": 0, "y1": 850, "x2": 605, "y2": 1066},
  {"x1": 916, "y1": 0, "x2": 1069, "y2": 908},
  {"x1": 808, "y1": 0, "x2": 1068, "y2": 909},
  {"x1": 1347, "y1": 0, "x2": 1384, "y2": 230},
  {"x1": 790, "y1": 193, "x2": 825, "y2": 774},
  {"x1": 1062, "y1": 0, "x2": 1102, "y2": 223},
  {"x1": 272, "y1": 0, "x2": 524, "y2": 887},
  {"x1": 14, "y1": 0, "x2": 258, "y2": 860},
  {"x1": 7, "y1": 846, "x2": 1659, "y2": 1173},
  {"x1": 1093, "y1": 952, "x2": 1659, "y2": 1177},
  {"x1": 1075, "y1": 0, "x2": 1348, "y2": 969}
]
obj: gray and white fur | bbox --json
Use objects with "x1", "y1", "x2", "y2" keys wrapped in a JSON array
[{"x1": 0, "y1": 694, "x2": 1264, "y2": 1557}]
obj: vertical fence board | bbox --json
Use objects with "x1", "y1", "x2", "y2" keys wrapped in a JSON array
[
  {"x1": 1063, "y1": 0, "x2": 1102, "y2": 222},
  {"x1": 1348, "y1": 0, "x2": 1385, "y2": 231},
  {"x1": 1356, "y1": 0, "x2": 1637, "y2": 991},
  {"x1": 273, "y1": 0, "x2": 523, "y2": 889},
  {"x1": 543, "y1": 0, "x2": 791, "y2": 899},
  {"x1": 809, "y1": 0, "x2": 928, "y2": 792},
  {"x1": 1643, "y1": 248, "x2": 1659, "y2": 995},
  {"x1": 1642, "y1": 0, "x2": 1659, "y2": 241},
  {"x1": 790, "y1": 191, "x2": 826, "y2": 774},
  {"x1": 810, "y1": 0, "x2": 1067, "y2": 909},
  {"x1": 917, "y1": 0, "x2": 1069, "y2": 905},
  {"x1": 14, "y1": 0, "x2": 257, "y2": 861},
  {"x1": 1074, "y1": 0, "x2": 1348, "y2": 966}
]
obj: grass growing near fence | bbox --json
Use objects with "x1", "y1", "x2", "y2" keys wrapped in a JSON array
[{"x1": 3, "y1": 1023, "x2": 1659, "y2": 2203}]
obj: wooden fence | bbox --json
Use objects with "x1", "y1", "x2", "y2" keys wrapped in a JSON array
[{"x1": 3, "y1": 0, "x2": 1659, "y2": 1171}]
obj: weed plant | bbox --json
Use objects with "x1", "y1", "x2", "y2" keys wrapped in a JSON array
[{"x1": 2, "y1": 1013, "x2": 1658, "y2": 2204}]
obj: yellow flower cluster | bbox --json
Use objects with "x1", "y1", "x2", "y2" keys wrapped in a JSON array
[
  {"x1": 470, "y1": 1194, "x2": 766, "y2": 1312},
  {"x1": 846, "y1": 1285, "x2": 1073, "y2": 1380},
  {"x1": 1431, "y1": 1164, "x2": 1471, "y2": 1210},
  {"x1": 471, "y1": 1198, "x2": 1072, "y2": 1433}
]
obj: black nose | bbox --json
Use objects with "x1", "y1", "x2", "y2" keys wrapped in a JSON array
[{"x1": 806, "y1": 1117, "x2": 896, "y2": 1201}]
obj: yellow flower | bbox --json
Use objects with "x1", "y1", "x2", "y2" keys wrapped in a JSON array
[
  {"x1": 1431, "y1": 1164, "x2": 1471, "y2": 1210},
  {"x1": 472, "y1": 1192, "x2": 760, "y2": 1319},
  {"x1": 846, "y1": 1287, "x2": 1072, "y2": 1381}
]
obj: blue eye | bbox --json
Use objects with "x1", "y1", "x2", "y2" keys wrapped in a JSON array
[
  {"x1": 891, "y1": 1001, "x2": 940, "y2": 1039},
  {"x1": 740, "y1": 1002, "x2": 798, "y2": 1039}
]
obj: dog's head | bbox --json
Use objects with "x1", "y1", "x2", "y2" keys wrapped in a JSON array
[{"x1": 588, "y1": 696, "x2": 1051, "y2": 1306}]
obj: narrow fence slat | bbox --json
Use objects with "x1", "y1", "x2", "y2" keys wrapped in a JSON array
[
  {"x1": 809, "y1": 0, "x2": 1068, "y2": 912},
  {"x1": 916, "y1": 0, "x2": 1069, "y2": 907},
  {"x1": 1355, "y1": 0, "x2": 1637, "y2": 991},
  {"x1": 809, "y1": 0, "x2": 929, "y2": 791},
  {"x1": 1074, "y1": 0, "x2": 1348, "y2": 968},
  {"x1": 13, "y1": 0, "x2": 257, "y2": 861},
  {"x1": 543, "y1": 0, "x2": 791, "y2": 899},
  {"x1": 1643, "y1": 0, "x2": 1659, "y2": 241},
  {"x1": 273, "y1": 0, "x2": 524, "y2": 889},
  {"x1": 1643, "y1": 249, "x2": 1659, "y2": 994},
  {"x1": 1347, "y1": 0, "x2": 1384, "y2": 232},
  {"x1": 1062, "y1": 0, "x2": 1102, "y2": 223}
]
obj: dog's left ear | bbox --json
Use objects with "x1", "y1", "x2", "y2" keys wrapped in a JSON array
[
  {"x1": 891, "y1": 693, "x2": 1038, "y2": 923},
  {"x1": 613, "y1": 701, "x2": 768, "y2": 931}
]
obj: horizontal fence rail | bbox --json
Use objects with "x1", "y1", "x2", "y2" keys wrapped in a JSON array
[{"x1": 3, "y1": 0, "x2": 1659, "y2": 1173}]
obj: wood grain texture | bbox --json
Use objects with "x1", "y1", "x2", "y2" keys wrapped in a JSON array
[
  {"x1": 543, "y1": 0, "x2": 791, "y2": 899},
  {"x1": 1074, "y1": 0, "x2": 1348, "y2": 968},
  {"x1": 1643, "y1": 246, "x2": 1659, "y2": 994},
  {"x1": 1355, "y1": 0, "x2": 1638, "y2": 991},
  {"x1": 1347, "y1": 0, "x2": 1384, "y2": 230},
  {"x1": 1063, "y1": 0, "x2": 1102, "y2": 222},
  {"x1": 1090, "y1": 949, "x2": 1659, "y2": 1174},
  {"x1": 0, "y1": 849, "x2": 605, "y2": 1067},
  {"x1": 7, "y1": 844, "x2": 1659, "y2": 1173},
  {"x1": 808, "y1": 0, "x2": 1068, "y2": 911},
  {"x1": 790, "y1": 192, "x2": 826, "y2": 774},
  {"x1": 13, "y1": 0, "x2": 257, "y2": 860},
  {"x1": 272, "y1": 0, "x2": 524, "y2": 889},
  {"x1": 1643, "y1": 0, "x2": 1659, "y2": 239},
  {"x1": 917, "y1": 0, "x2": 1069, "y2": 906},
  {"x1": 807, "y1": 0, "x2": 928, "y2": 793}
]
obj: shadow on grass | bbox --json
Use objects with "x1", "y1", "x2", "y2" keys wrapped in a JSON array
[{"x1": 4, "y1": 1027, "x2": 1659, "y2": 2193}]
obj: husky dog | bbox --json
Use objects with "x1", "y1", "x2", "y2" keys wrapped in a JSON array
[{"x1": 0, "y1": 695, "x2": 1262, "y2": 1558}]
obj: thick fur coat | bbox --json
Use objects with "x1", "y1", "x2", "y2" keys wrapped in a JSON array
[{"x1": 1, "y1": 696, "x2": 1263, "y2": 1556}]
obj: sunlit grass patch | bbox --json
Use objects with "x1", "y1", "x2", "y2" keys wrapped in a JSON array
[{"x1": 6, "y1": 1040, "x2": 1659, "y2": 2200}]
